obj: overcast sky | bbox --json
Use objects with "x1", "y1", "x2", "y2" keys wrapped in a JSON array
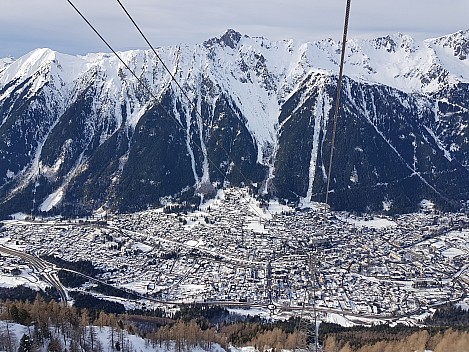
[{"x1": 1, "y1": 0, "x2": 468, "y2": 58}]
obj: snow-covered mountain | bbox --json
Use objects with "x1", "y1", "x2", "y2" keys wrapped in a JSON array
[{"x1": 1, "y1": 29, "x2": 469, "y2": 216}]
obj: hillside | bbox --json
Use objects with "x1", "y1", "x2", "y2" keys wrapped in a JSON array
[{"x1": 1, "y1": 29, "x2": 469, "y2": 216}]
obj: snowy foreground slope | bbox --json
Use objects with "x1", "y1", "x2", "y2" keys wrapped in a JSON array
[
  {"x1": 0, "y1": 321, "x2": 229, "y2": 352},
  {"x1": 1, "y1": 29, "x2": 469, "y2": 215}
]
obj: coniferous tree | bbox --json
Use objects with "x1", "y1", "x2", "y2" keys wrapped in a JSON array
[
  {"x1": 9, "y1": 305, "x2": 19, "y2": 323},
  {"x1": 17, "y1": 334, "x2": 32, "y2": 352},
  {"x1": 47, "y1": 336, "x2": 63, "y2": 352}
]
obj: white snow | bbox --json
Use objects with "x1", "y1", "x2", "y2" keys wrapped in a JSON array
[
  {"x1": 2, "y1": 30, "x2": 468, "y2": 113},
  {"x1": 244, "y1": 219, "x2": 268, "y2": 234},
  {"x1": 1, "y1": 29, "x2": 469, "y2": 213},
  {"x1": 227, "y1": 307, "x2": 272, "y2": 320},
  {"x1": 132, "y1": 242, "x2": 153, "y2": 253},
  {"x1": 324, "y1": 312, "x2": 356, "y2": 327},
  {"x1": 178, "y1": 284, "x2": 207, "y2": 296},
  {"x1": 0, "y1": 56, "x2": 14, "y2": 70},
  {"x1": 420, "y1": 199, "x2": 435, "y2": 212},
  {"x1": 431, "y1": 241, "x2": 446, "y2": 249},
  {"x1": 339, "y1": 215, "x2": 397, "y2": 229},
  {"x1": 9, "y1": 213, "x2": 29, "y2": 220},
  {"x1": 0, "y1": 321, "x2": 29, "y2": 349},
  {"x1": 185, "y1": 239, "x2": 200, "y2": 247},
  {"x1": 0, "y1": 270, "x2": 49, "y2": 291},
  {"x1": 382, "y1": 200, "x2": 392, "y2": 211},
  {"x1": 267, "y1": 200, "x2": 294, "y2": 214},
  {"x1": 39, "y1": 188, "x2": 64, "y2": 212},
  {"x1": 0, "y1": 321, "x2": 228, "y2": 352},
  {"x1": 457, "y1": 300, "x2": 469, "y2": 311},
  {"x1": 441, "y1": 247, "x2": 465, "y2": 258},
  {"x1": 304, "y1": 77, "x2": 331, "y2": 202}
]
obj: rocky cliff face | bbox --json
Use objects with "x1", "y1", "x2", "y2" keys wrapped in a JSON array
[{"x1": 1, "y1": 29, "x2": 469, "y2": 216}]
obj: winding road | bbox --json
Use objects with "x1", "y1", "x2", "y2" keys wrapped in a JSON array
[{"x1": 0, "y1": 244, "x2": 68, "y2": 304}]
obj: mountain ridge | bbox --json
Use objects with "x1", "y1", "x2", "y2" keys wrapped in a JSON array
[{"x1": 1, "y1": 29, "x2": 469, "y2": 216}]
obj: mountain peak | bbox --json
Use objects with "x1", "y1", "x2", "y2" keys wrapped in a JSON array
[
  {"x1": 428, "y1": 29, "x2": 469, "y2": 61},
  {"x1": 368, "y1": 33, "x2": 416, "y2": 53},
  {"x1": 0, "y1": 48, "x2": 55, "y2": 87},
  {"x1": 204, "y1": 29, "x2": 244, "y2": 49},
  {"x1": 2, "y1": 29, "x2": 469, "y2": 216}
]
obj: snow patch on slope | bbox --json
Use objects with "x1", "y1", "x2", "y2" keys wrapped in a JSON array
[
  {"x1": 1, "y1": 29, "x2": 469, "y2": 212},
  {"x1": 305, "y1": 77, "x2": 332, "y2": 202},
  {"x1": 39, "y1": 188, "x2": 64, "y2": 212},
  {"x1": 0, "y1": 56, "x2": 14, "y2": 71}
]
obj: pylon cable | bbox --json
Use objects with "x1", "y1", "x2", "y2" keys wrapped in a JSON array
[
  {"x1": 115, "y1": 0, "x2": 194, "y2": 118},
  {"x1": 66, "y1": 0, "x2": 268, "y2": 220},
  {"x1": 114, "y1": 0, "x2": 275, "y2": 218},
  {"x1": 325, "y1": 0, "x2": 352, "y2": 205}
]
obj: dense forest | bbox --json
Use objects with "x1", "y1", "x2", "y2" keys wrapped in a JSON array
[
  {"x1": 319, "y1": 304, "x2": 469, "y2": 351},
  {"x1": 324, "y1": 328, "x2": 469, "y2": 352}
]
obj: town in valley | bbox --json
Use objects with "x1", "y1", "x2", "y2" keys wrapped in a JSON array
[{"x1": 1, "y1": 188, "x2": 468, "y2": 326}]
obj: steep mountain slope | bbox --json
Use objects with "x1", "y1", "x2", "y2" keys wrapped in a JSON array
[{"x1": 1, "y1": 29, "x2": 469, "y2": 216}]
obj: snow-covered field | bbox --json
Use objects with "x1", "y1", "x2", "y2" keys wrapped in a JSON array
[
  {"x1": 0, "y1": 321, "x2": 228, "y2": 352},
  {"x1": 338, "y1": 215, "x2": 397, "y2": 229}
]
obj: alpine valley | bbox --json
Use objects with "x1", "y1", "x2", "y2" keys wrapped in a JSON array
[{"x1": 1, "y1": 29, "x2": 469, "y2": 217}]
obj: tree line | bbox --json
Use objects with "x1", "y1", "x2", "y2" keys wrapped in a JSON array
[
  {"x1": 2, "y1": 295, "x2": 469, "y2": 352},
  {"x1": 0, "y1": 297, "x2": 305, "y2": 352},
  {"x1": 319, "y1": 321, "x2": 469, "y2": 352}
]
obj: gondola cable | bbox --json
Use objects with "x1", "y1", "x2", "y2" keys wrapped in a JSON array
[
  {"x1": 114, "y1": 0, "x2": 277, "y2": 218},
  {"x1": 65, "y1": 0, "x2": 269, "y2": 220},
  {"x1": 325, "y1": 0, "x2": 352, "y2": 206}
]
